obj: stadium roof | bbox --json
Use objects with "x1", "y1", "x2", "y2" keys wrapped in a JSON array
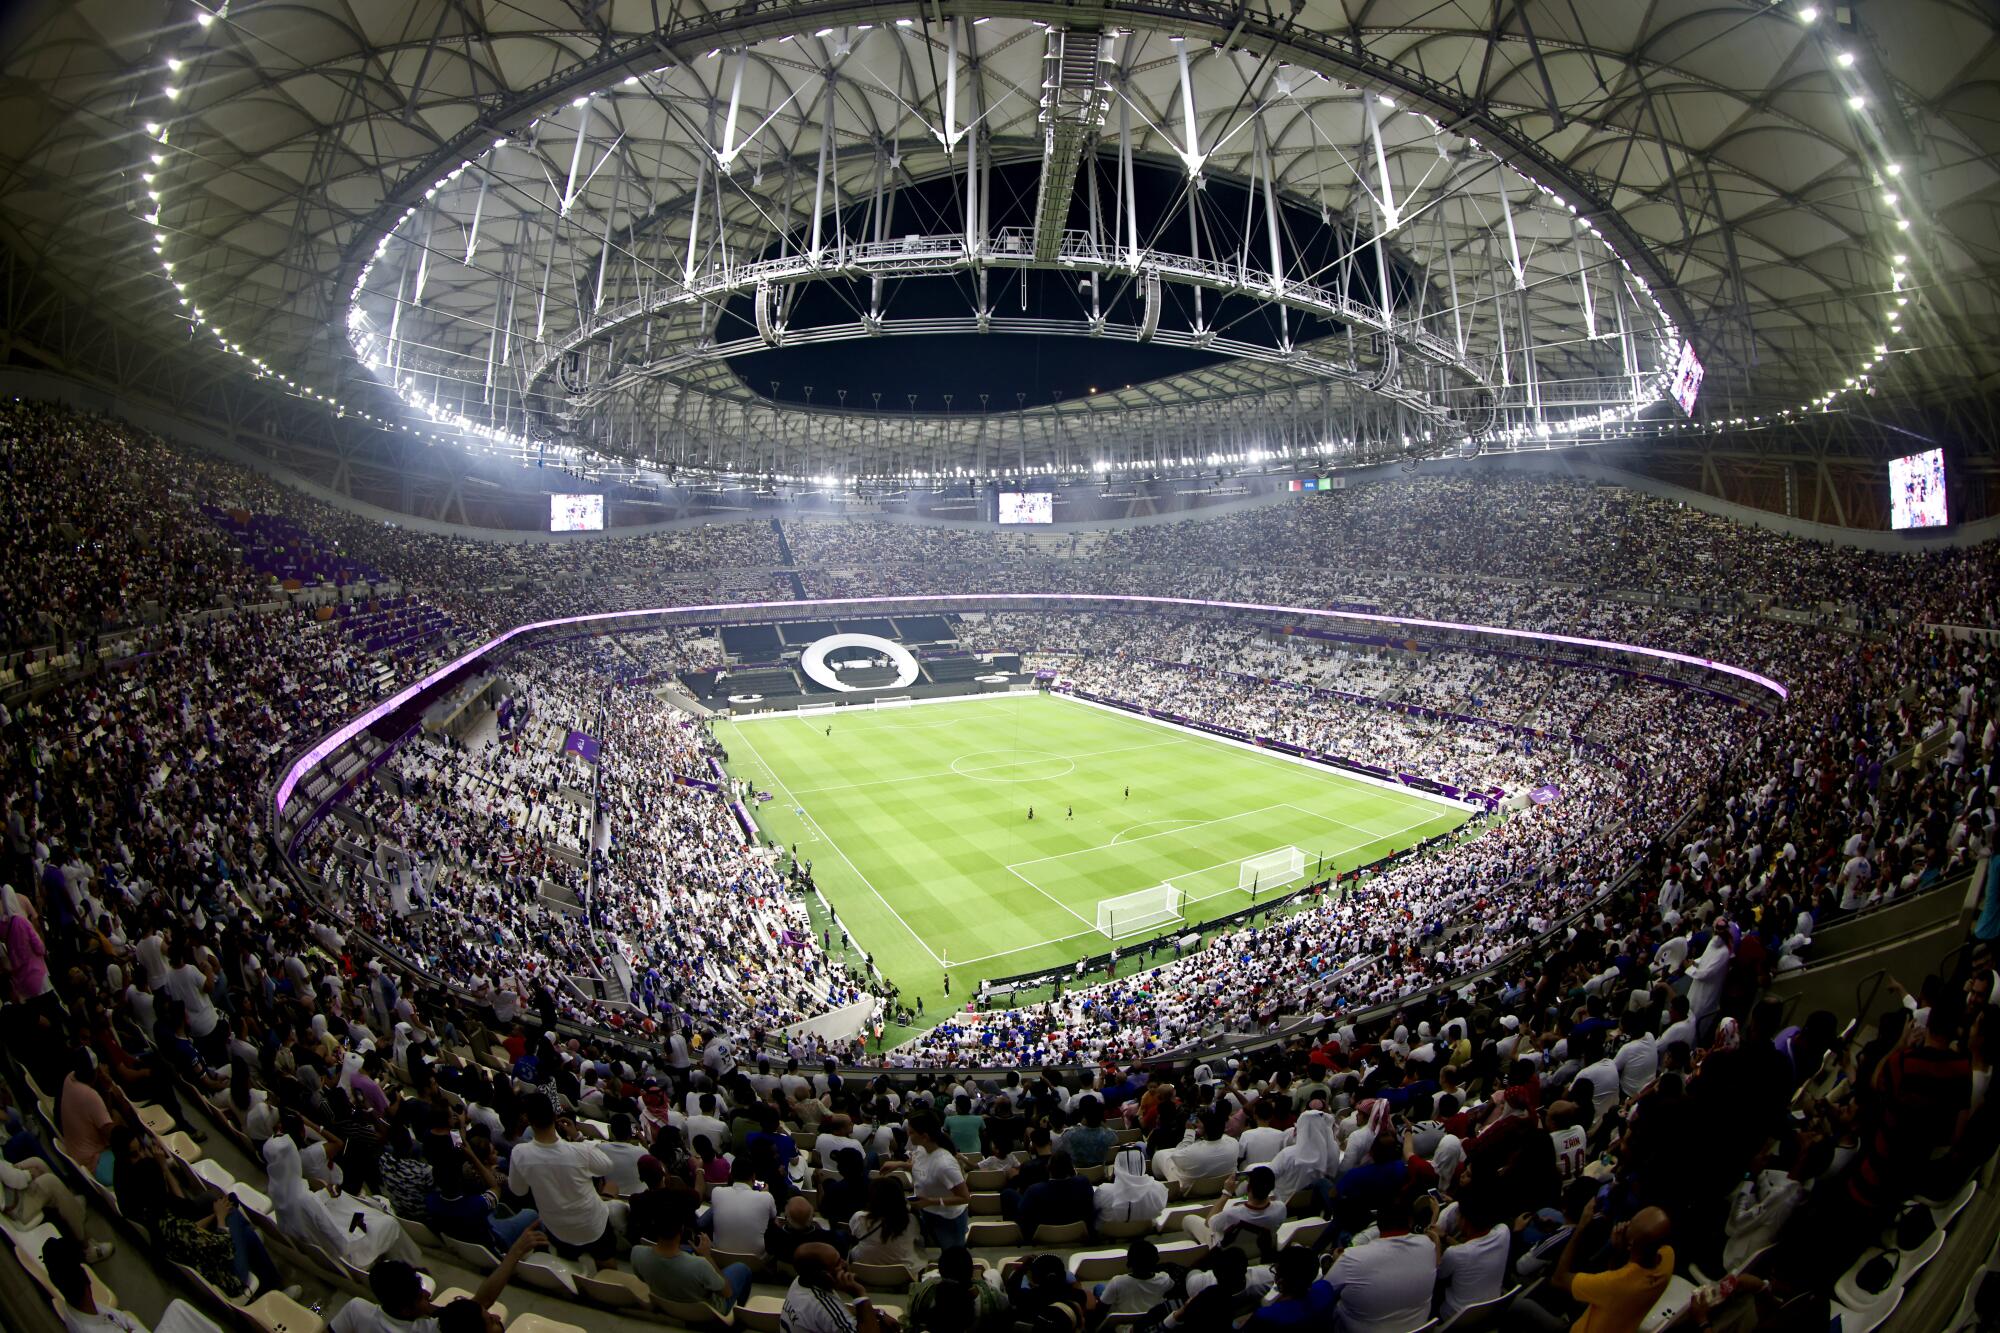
[{"x1": 3, "y1": 0, "x2": 1996, "y2": 477}]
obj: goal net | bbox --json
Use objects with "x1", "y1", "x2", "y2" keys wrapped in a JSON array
[
  {"x1": 797, "y1": 701, "x2": 838, "y2": 717},
  {"x1": 1238, "y1": 846, "x2": 1307, "y2": 894},
  {"x1": 874, "y1": 696, "x2": 914, "y2": 709},
  {"x1": 1096, "y1": 884, "x2": 1185, "y2": 939}
]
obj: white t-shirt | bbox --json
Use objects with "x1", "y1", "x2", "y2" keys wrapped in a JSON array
[
  {"x1": 1236, "y1": 1126, "x2": 1286, "y2": 1166},
  {"x1": 1613, "y1": 1036, "x2": 1658, "y2": 1097},
  {"x1": 911, "y1": 1145, "x2": 967, "y2": 1219},
  {"x1": 1437, "y1": 1227, "x2": 1510, "y2": 1319},
  {"x1": 55, "y1": 1303, "x2": 147, "y2": 1333},
  {"x1": 686, "y1": 1114, "x2": 730, "y2": 1153},
  {"x1": 1209, "y1": 1197, "x2": 1286, "y2": 1243},
  {"x1": 813, "y1": 1133, "x2": 865, "y2": 1167},
  {"x1": 1162, "y1": 1136, "x2": 1238, "y2": 1183},
  {"x1": 163, "y1": 963, "x2": 218, "y2": 1037},
  {"x1": 135, "y1": 935, "x2": 168, "y2": 991},
  {"x1": 1099, "y1": 1271, "x2": 1174, "y2": 1314},
  {"x1": 1576, "y1": 1058, "x2": 1621, "y2": 1127},
  {"x1": 328, "y1": 1302, "x2": 439, "y2": 1333},
  {"x1": 598, "y1": 1141, "x2": 648, "y2": 1195},
  {"x1": 709, "y1": 1183, "x2": 779, "y2": 1254},
  {"x1": 1659, "y1": 1018, "x2": 1697, "y2": 1053},
  {"x1": 1551, "y1": 1126, "x2": 1589, "y2": 1183},
  {"x1": 506, "y1": 1136, "x2": 611, "y2": 1246},
  {"x1": 1327, "y1": 1233, "x2": 1438, "y2": 1333}
]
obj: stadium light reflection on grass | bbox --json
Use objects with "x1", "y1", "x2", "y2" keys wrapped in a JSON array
[{"x1": 275, "y1": 592, "x2": 1789, "y2": 814}]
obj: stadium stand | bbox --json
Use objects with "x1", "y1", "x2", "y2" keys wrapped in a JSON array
[{"x1": 0, "y1": 400, "x2": 1996, "y2": 1333}]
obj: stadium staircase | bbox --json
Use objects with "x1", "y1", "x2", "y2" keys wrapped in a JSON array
[{"x1": 771, "y1": 519, "x2": 807, "y2": 597}]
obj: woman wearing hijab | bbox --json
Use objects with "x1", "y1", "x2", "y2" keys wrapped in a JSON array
[
  {"x1": 261, "y1": 1107, "x2": 418, "y2": 1269},
  {"x1": 1094, "y1": 1143, "x2": 1168, "y2": 1227}
]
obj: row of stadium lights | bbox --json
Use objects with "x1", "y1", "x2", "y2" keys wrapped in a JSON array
[
  {"x1": 1727, "y1": 3, "x2": 1918, "y2": 433},
  {"x1": 136, "y1": 4, "x2": 1911, "y2": 479},
  {"x1": 134, "y1": 5, "x2": 571, "y2": 459}
]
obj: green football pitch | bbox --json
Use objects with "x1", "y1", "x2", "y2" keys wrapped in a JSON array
[{"x1": 714, "y1": 692, "x2": 1471, "y2": 1018}]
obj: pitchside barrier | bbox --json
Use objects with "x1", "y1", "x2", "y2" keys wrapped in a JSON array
[{"x1": 720, "y1": 674, "x2": 1038, "y2": 717}]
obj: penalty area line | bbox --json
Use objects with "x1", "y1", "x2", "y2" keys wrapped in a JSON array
[{"x1": 727, "y1": 720, "x2": 944, "y2": 968}]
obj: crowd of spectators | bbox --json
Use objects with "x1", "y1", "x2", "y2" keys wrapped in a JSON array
[
  {"x1": 786, "y1": 476, "x2": 2000, "y2": 627},
  {"x1": 2, "y1": 398, "x2": 1999, "y2": 1332},
  {"x1": 316, "y1": 642, "x2": 878, "y2": 1048},
  {"x1": 0, "y1": 400, "x2": 264, "y2": 651}
]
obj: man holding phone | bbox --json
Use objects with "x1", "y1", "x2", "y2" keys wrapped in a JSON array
[{"x1": 780, "y1": 1241, "x2": 898, "y2": 1333}]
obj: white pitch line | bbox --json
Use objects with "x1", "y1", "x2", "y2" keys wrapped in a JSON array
[
  {"x1": 1007, "y1": 802, "x2": 1298, "y2": 869},
  {"x1": 728, "y1": 719, "x2": 943, "y2": 966},
  {"x1": 1005, "y1": 861, "x2": 1103, "y2": 933},
  {"x1": 1110, "y1": 818, "x2": 1202, "y2": 845},
  {"x1": 950, "y1": 926, "x2": 1105, "y2": 968},
  {"x1": 1281, "y1": 801, "x2": 1468, "y2": 852},
  {"x1": 1007, "y1": 801, "x2": 1461, "y2": 930},
  {"x1": 788, "y1": 733, "x2": 1195, "y2": 796},
  {"x1": 966, "y1": 814, "x2": 1406, "y2": 963},
  {"x1": 1048, "y1": 691, "x2": 1479, "y2": 814}
]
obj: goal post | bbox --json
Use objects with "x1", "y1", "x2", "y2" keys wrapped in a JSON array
[
  {"x1": 796, "y1": 701, "x2": 838, "y2": 717},
  {"x1": 1096, "y1": 883, "x2": 1185, "y2": 939},
  {"x1": 873, "y1": 696, "x2": 915, "y2": 710},
  {"x1": 1238, "y1": 846, "x2": 1307, "y2": 895}
]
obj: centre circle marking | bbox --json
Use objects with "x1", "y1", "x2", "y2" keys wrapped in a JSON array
[
  {"x1": 949, "y1": 749, "x2": 1077, "y2": 783},
  {"x1": 799, "y1": 632, "x2": 921, "y2": 693}
]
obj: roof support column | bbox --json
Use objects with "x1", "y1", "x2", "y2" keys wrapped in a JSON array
[
  {"x1": 561, "y1": 96, "x2": 593, "y2": 217},
  {"x1": 719, "y1": 50, "x2": 748, "y2": 170},
  {"x1": 1493, "y1": 162, "x2": 1523, "y2": 287},
  {"x1": 683, "y1": 155, "x2": 707, "y2": 283},
  {"x1": 464, "y1": 174, "x2": 488, "y2": 264},
  {"x1": 1364, "y1": 95, "x2": 1398, "y2": 229},
  {"x1": 1574, "y1": 221, "x2": 1595, "y2": 338},
  {"x1": 809, "y1": 75, "x2": 835, "y2": 263},
  {"x1": 594, "y1": 169, "x2": 620, "y2": 310},
  {"x1": 1118, "y1": 94, "x2": 1138, "y2": 269}
]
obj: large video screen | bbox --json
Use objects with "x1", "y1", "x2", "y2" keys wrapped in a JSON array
[
  {"x1": 1889, "y1": 449, "x2": 1948, "y2": 530},
  {"x1": 1668, "y1": 340, "x2": 1705, "y2": 416},
  {"x1": 998, "y1": 491, "x2": 1053, "y2": 524},
  {"x1": 549, "y1": 493, "x2": 605, "y2": 531}
]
